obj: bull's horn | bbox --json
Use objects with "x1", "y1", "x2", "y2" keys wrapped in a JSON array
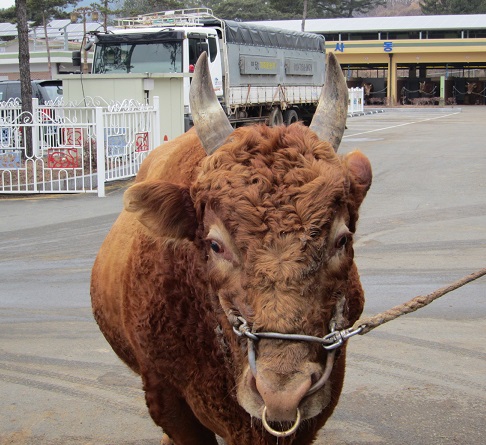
[
  {"x1": 309, "y1": 52, "x2": 349, "y2": 152},
  {"x1": 189, "y1": 52, "x2": 233, "y2": 155}
]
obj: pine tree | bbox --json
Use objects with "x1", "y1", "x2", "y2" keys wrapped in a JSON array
[
  {"x1": 315, "y1": 0, "x2": 387, "y2": 17},
  {"x1": 15, "y1": 0, "x2": 33, "y2": 157},
  {"x1": 420, "y1": 0, "x2": 486, "y2": 14},
  {"x1": 213, "y1": 0, "x2": 282, "y2": 21}
]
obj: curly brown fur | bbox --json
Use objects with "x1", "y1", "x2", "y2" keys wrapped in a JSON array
[{"x1": 91, "y1": 122, "x2": 371, "y2": 445}]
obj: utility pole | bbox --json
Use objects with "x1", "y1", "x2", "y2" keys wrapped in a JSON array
[
  {"x1": 71, "y1": 7, "x2": 99, "y2": 74},
  {"x1": 302, "y1": 0, "x2": 308, "y2": 32}
]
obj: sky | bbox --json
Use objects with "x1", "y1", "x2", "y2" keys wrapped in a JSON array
[
  {"x1": 0, "y1": 0, "x2": 14, "y2": 9},
  {"x1": 0, "y1": 0, "x2": 110, "y2": 9},
  {"x1": 0, "y1": 0, "x2": 94, "y2": 11}
]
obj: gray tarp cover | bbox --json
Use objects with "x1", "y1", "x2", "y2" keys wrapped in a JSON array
[{"x1": 205, "y1": 19, "x2": 325, "y2": 52}]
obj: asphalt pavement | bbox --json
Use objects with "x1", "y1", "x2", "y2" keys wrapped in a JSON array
[{"x1": 0, "y1": 106, "x2": 485, "y2": 445}]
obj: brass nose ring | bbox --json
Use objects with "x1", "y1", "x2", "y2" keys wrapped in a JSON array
[{"x1": 261, "y1": 406, "x2": 301, "y2": 437}]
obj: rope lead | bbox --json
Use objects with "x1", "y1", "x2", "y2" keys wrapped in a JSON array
[{"x1": 353, "y1": 267, "x2": 486, "y2": 335}]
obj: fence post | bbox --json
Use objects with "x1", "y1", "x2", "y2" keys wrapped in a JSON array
[
  {"x1": 152, "y1": 96, "x2": 161, "y2": 148},
  {"x1": 358, "y1": 88, "x2": 364, "y2": 114},
  {"x1": 95, "y1": 107, "x2": 106, "y2": 198},
  {"x1": 31, "y1": 98, "x2": 40, "y2": 158},
  {"x1": 348, "y1": 88, "x2": 355, "y2": 115}
]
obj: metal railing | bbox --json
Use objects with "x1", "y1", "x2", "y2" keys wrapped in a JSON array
[{"x1": 0, "y1": 97, "x2": 160, "y2": 197}]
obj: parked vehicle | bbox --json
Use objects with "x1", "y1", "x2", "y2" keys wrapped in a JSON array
[
  {"x1": 0, "y1": 80, "x2": 63, "y2": 104},
  {"x1": 76, "y1": 8, "x2": 326, "y2": 129},
  {"x1": 0, "y1": 80, "x2": 63, "y2": 152}
]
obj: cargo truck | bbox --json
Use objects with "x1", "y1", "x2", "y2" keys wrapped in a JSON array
[{"x1": 78, "y1": 8, "x2": 326, "y2": 129}]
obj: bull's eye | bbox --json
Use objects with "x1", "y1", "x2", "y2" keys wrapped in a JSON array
[
  {"x1": 209, "y1": 240, "x2": 224, "y2": 254},
  {"x1": 335, "y1": 233, "x2": 350, "y2": 250}
]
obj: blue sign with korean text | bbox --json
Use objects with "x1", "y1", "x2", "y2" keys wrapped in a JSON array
[
  {"x1": 335, "y1": 42, "x2": 345, "y2": 52},
  {"x1": 384, "y1": 41, "x2": 393, "y2": 52}
]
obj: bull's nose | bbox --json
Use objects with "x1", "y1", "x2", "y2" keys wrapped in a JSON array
[{"x1": 253, "y1": 372, "x2": 313, "y2": 422}]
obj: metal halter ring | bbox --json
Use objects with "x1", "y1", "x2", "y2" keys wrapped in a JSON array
[
  {"x1": 232, "y1": 315, "x2": 363, "y2": 350},
  {"x1": 262, "y1": 407, "x2": 301, "y2": 438}
]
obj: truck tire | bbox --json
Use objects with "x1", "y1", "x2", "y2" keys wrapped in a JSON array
[
  {"x1": 268, "y1": 107, "x2": 283, "y2": 127},
  {"x1": 283, "y1": 109, "x2": 299, "y2": 126}
]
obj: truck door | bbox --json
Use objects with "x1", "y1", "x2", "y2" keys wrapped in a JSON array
[
  {"x1": 188, "y1": 34, "x2": 208, "y2": 68},
  {"x1": 188, "y1": 33, "x2": 223, "y2": 98}
]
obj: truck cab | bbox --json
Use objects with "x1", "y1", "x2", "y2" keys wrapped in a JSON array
[{"x1": 90, "y1": 21, "x2": 223, "y2": 117}]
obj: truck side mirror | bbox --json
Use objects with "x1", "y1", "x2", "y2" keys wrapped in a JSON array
[{"x1": 72, "y1": 51, "x2": 81, "y2": 67}]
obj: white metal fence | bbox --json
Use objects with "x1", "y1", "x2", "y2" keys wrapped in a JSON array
[
  {"x1": 0, "y1": 97, "x2": 160, "y2": 197},
  {"x1": 348, "y1": 87, "x2": 364, "y2": 115}
]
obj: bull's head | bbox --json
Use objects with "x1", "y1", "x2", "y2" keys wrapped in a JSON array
[
  {"x1": 125, "y1": 52, "x2": 372, "y2": 439},
  {"x1": 363, "y1": 82, "x2": 373, "y2": 96},
  {"x1": 466, "y1": 82, "x2": 477, "y2": 94}
]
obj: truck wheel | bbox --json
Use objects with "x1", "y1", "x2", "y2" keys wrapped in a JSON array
[
  {"x1": 268, "y1": 107, "x2": 283, "y2": 127},
  {"x1": 283, "y1": 109, "x2": 299, "y2": 126}
]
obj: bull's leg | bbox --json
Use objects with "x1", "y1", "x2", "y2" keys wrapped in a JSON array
[{"x1": 143, "y1": 374, "x2": 218, "y2": 445}]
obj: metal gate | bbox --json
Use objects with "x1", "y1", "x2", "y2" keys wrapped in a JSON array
[
  {"x1": 348, "y1": 87, "x2": 364, "y2": 115},
  {"x1": 0, "y1": 97, "x2": 160, "y2": 197}
]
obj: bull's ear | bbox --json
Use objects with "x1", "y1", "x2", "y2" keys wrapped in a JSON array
[
  {"x1": 343, "y1": 150, "x2": 372, "y2": 208},
  {"x1": 124, "y1": 180, "x2": 197, "y2": 239}
]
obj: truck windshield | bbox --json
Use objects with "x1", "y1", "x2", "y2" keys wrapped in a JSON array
[{"x1": 93, "y1": 41, "x2": 183, "y2": 74}]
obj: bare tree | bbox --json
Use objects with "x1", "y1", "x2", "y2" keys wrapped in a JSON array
[
  {"x1": 29, "y1": 0, "x2": 78, "y2": 80},
  {"x1": 41, "y1": 11, "x2": 53, "y2": 79}
]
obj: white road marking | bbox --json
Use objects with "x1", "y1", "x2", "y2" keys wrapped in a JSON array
[{"x1": 343, "y1": 112, "x2": 461, "y2": 138}]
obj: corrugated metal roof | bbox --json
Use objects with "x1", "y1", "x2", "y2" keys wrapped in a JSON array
[
  {"x1": 48, "y1": 20, "x2": 72, "y2": 29},
  {"x1": 0, "y1": 20, "x2": 103, "y2": 41},
  {"x1": 248, "y1": 14, "x2": 486, "y2": 34},
  {"x1": 66, "y1": 23, "x2": 104, "y2": 33},
  {"x1": 65, "y1": 23, "x2": 104, "y2": 41},
  {"x1": 0, "y1": 22, "x2": 17, "y2": 37},
  {"x1": 31, "y1": 22, "x2": 104, "y2": 41}
]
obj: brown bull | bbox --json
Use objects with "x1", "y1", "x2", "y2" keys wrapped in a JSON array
[
  {"x1": 419, "y1": 81, "x2": 437, "y2": 97},
  {"x1": 91, "y1": 52, "x2": 372, "y2": 445},
  {"x1": 363, "y1": 82, "x2": 374, "y2": 104},
  {"x1": 466, "y1": 82, "x2": 477, "y2": 94}
]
